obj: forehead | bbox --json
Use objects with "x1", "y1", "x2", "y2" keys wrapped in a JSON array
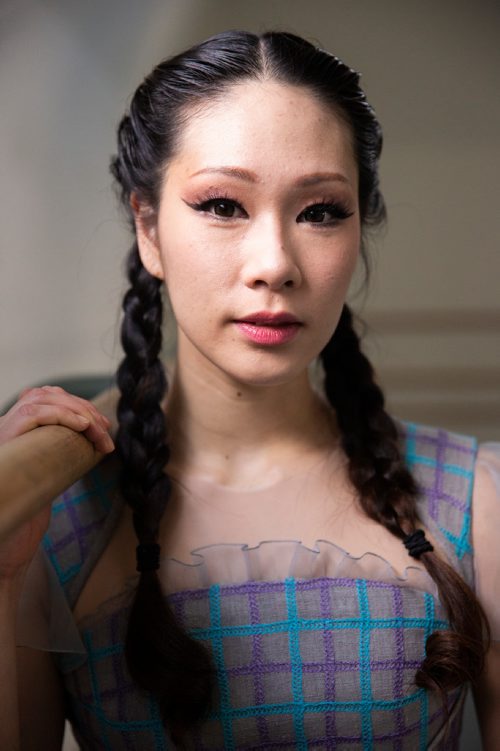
[{"x1": 167, "y1": 80, "x2": 357, "y2": 184}]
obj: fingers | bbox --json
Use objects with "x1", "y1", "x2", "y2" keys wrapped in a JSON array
[
  {"x1": 82, "y1": 421, "x2": 115, "y2": 454},
  {"x1": 0, "y1": 386, "x2": 115, "y2": 453},
  {"x1": 23, "y1": 387, "x2": 110, "y2": 429}
]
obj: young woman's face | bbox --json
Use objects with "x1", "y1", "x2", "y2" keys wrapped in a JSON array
[{"x1": 137, "y1": 80, "x2": 361, "y2": 388}]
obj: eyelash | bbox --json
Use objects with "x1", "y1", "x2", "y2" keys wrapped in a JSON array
[{"x1": 186, "y1": 192, "x2": 354, "y2": 226}]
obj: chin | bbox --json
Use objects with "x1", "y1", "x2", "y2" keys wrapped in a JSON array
[{"x1": 221, "y1": 357, "x2": 312, "y2": 390}]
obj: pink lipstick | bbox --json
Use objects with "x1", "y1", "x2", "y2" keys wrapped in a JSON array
[{"x1": 234, "y1": 312, "x2": 302, "y2": 346}]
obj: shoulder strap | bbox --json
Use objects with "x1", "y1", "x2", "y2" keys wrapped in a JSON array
[
  {"x1": 401, "y1": 421, "x2": 477, "y2": 588},
  {"x1": 42, "y1": 453, "x2": 124, "y2": 608}
]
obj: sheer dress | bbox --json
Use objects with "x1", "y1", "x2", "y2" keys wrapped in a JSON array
[{"x1": 17, "y1": 423, "x2": 500, "y2": 750}]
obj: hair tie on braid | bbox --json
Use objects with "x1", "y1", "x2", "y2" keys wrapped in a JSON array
[
  {"x1": 136, "y1": 543, "x2": 161, "y2": 572},
  {"x1": 403, "y1": 529, "x2": 434, "y2": 559},
  {"x1": 321, "y1": 303, "x2": 489, "y2": 696}
]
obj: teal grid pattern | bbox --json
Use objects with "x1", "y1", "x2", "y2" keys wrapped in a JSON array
[
  {"x1": 60, "y1": 577, "x2": 462, "y2": 750},
  {"x1": 41, "y1": 423, "x2": 476, "y2": 748},
  {"x1": 403, "y1": 422, "x2": 476, "y2": 563}
]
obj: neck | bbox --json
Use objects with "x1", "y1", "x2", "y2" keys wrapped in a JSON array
[{"x1": 164, "y1": 352, "x2": 338, "y2": 489}]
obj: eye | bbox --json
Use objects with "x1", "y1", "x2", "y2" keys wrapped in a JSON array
[
  {"x1": 297, "y1": 202, "x2": 354, "y2": 225},
  {"x1": 188, "y1": 197, "x2": 248, "y2": 219}
]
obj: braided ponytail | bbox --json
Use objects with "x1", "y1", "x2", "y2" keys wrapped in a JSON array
[
  {"x1": 321, "y1": 305, "x2": 489, "y2": 699},
  {"x1": 116, "y1": 242, "x2": 213, "y2": 733},
  {"x1": 108, "y1": 29, "x2": 489, "y2": 732}
]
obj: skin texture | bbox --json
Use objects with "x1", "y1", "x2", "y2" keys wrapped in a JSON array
[
  {"x1": 137, "y1": 81, "x2": 359, "y2": 386},
  {"x1": 134, "y1": 80, "x2": 360, "y2": 486}
]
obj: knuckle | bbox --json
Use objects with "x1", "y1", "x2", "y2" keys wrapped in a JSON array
[
  {"x1": 28, "y1": 387, "x2": 46, "y2": 400},
  {"x1": 18, "y1": 403, "x2": 37, "y2": 417}
]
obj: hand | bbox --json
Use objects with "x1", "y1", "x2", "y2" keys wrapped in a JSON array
[
  {"x1": 0, "y1": 385, "x2": 115, "y2": 454},
  {"x1": 0, "y1": 386, "x2": 115, "y2": 583}
]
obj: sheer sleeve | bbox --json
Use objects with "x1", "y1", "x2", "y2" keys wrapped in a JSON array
[
  {"x1": 471, "y1": 442, "x2": 500, "y2": 641},
  {"x1": 16, "y1": 546, "x2": 85, "y2": 655}
]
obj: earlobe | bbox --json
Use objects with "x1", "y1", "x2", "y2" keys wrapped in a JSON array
[{"x1": 130, "y1": 193, "x2": 165, "y2": 281}]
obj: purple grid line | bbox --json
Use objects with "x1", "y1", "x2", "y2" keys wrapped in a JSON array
[
  {"x1": 51, "y1": 511, "x2": 101, "y2": 556},
  {"x1": 78, "y1": 682, "x2": 138, "y2": 708},
  {"x1": 373, "y1": 698, "x2": 447, "y2": 743},
  {"x1": 168, "y1": 586, "x2": 208, "y2": 604},
  {"x1": 51, "y1": 493, "x2": 106, "y2": 559},
  {"x1": 248, "y1": 589, "x2": 271, "y2": 744},
  {"x1": 320, "y1": 578, "x2": 337, "y2": 748},
  {"x1": 296, "y1": 577, "x2": 359, "y2": 592},
  {"x1": 392, "y1": 586, "x2": 406, "y2": 751},
  {"x1": 417, "y1": 480, "x2": 468, "y2": 516},
  {"x1": 429, "y1": 430, "x2": 448, "y2": 520},
  {"x1": 411, "y1": 430, "x2": 475, "y2": 456},
  {"x1": 432, "y1": 490, "x2": 468, "y2": 515},
  {"x1": 65, "y1": 518, "x2": 102, "y2": 555},
  {"x1": 168, "y1": 577, "x2": 411, "y2": 616},
  {"x1": 63, "y1": 595, "x2": 463, "y2": 749},
  {"x1": 49, "y1": 528, "x2": 76, "y2": 555},
  {"x1": 169, "y1": 576, "x2": 419, "y2": 613},
  {"x1": 241, "y1": 742, "x2": 305, "y2": 750},
  {"x1": 55, "y1": 425, "x2": 472, "y2": 749},
  {"x1": 170, "y1": 592, "x2": 186, "y2": 624},
  {"x1": 226, "y1": 656, "x2": 422, "y2": 678}
]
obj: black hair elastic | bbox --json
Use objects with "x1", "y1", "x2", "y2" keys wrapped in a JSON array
[
  {"x1": 136, "y1": 543, "x2": 161, "y2": 573},
  {"x1": 403, "y1": 529, "x2": 434, "y2": 559}
]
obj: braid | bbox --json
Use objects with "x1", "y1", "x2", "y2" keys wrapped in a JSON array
[
  {"x1": 108, "y1": 28, "x2": 491, "y2": 734},
  {"x1": 117, "y1": 242, "x2": 213, "y2": 735},
  {"x1": 321, "y1": 305, "x2": 489, "y2": 699}
]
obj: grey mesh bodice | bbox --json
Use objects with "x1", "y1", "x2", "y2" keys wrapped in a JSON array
[{"x1": 43, "y1": 422, "x2": 477, "y2": 749}]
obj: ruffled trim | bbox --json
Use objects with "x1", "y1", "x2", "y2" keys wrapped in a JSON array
[
  {"x1": 159, "y1": 537, "x2": 439, "y2": 599},
  {"x1": 72, "y1": 538, "x2": 440, "y2": 637}
]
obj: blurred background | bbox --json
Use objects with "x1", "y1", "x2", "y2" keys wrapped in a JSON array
[
  {"x1": 1, "y1": 1, "x2": 498, "y2": 747},
  {"x1": 1, "y1": 0, "x2": 499, "y2": 441}
]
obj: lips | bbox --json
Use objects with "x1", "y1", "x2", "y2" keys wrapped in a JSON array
[
  {"x1": 234, "y1": 311, "x2": 302, "y2": 345},
  {"x1": 236, "y1": 311, "x2": 301, "y2": 325}
]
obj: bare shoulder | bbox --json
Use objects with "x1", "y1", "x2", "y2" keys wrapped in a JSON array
[{"x1": 17, "y1": 647, "x2": 66, "y2": 750}]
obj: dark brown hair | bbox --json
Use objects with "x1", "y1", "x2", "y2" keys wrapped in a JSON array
[{"x1": 110, "y1": 29, "x2": 489, "y2": 734}]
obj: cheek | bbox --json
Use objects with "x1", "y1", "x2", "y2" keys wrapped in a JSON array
[
  {"x1": 309, "y1": 240, "x2": 359, "y2": 292},
  {"x1": 160, "y1": 240, "x2": 232, "y2": 324}
]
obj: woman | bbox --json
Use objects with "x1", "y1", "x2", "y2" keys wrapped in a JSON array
[{"x1": 1, "y1": 30, "x2": 499, "y2": 750}]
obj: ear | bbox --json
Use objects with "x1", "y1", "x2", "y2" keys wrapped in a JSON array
[{"x1": 130, "y1": 193, "x2": 165, "y2": 280}]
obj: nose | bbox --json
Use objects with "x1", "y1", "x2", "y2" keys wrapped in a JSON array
[{"x1": 241, "y1": 216, "x2": 302, "y2": 291}]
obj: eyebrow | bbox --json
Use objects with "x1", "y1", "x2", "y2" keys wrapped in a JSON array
[{"x1": 189, "y1": 166, "x2": 351, "y2": 187}]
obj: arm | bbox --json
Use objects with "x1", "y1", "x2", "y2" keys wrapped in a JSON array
[
  {"x1": 0, "y1": 578, "x2": 66, "y2": 751},
  {"x1": 17, "y1": 647, "x2": 66, "y2": 751},
  {"x1": 470, "y1": 443, "x2": 500, "y2": 749},
  {"x1": 0, "y1": 584, "x2": 23, "y2": 750},
  {"x1": 0, "y1": 386, "x2": 115, "y2": 749}
]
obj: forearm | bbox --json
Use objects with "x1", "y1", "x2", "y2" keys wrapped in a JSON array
[{"x1": 0, "y1": 585, "x2": 22, "y2": 751}]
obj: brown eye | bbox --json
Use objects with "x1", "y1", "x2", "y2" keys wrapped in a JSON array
[
  {"x1": 212, "y1": 201, "x2": 236, "y2": 217},
  {"x1": 189, "y1": 197, "x2": 248, "y2": 219},
  {"x1": 303, "y1": 206, "x2": 328, "y2": 223},
  {"x1": 297, "y1": 202, "x2": 354, "y2": 225}
]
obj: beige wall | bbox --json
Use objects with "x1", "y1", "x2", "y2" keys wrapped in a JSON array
[
  {"x1": 1, "y1": 0, "x2": 499, "y2": 439},
  {"x1": 1, "y1": 3, "x2": 497, "y2": 746}
]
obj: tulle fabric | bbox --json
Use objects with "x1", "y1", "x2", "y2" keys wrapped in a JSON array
[
  {"x1": 158, "y1": 537, "x2": 439, "y2": 596},
  {"x1": 16, "y1": 443, "x2": 500, "y2": 654},
  {"x1": 16, "y1": 547, "x2": 86, "y2": 654}
]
